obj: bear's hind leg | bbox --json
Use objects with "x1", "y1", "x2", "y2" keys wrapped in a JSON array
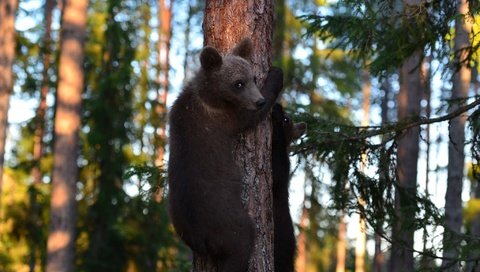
[{"x1": 217, "y1": 227, "x2": 254, "y2": 272}]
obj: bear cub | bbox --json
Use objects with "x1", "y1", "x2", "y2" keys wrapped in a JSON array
[
  {"x1": 272, "y1": 103, "x2": 306, "y2": 272},
  {"x1": 168, "y1": 38, "x2": 283, "y2": 272}
]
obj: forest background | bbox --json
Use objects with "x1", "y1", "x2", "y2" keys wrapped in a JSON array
[{"x1": 0, "y1": 0, "x2": 480, "y2": 271}]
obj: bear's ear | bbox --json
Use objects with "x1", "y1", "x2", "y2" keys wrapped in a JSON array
[
  {"x1": 231, "y1": 38, "x2": 253, "y2": 61},
  {"x1": 200, "y1": 46, "x2": 222, "y2": 71}
]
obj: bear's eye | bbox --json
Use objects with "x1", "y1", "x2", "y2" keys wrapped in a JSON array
[
  {"x1": 283, "y1": 117, "x2": 290, "y2": 124},
  {"x1": 234, "y1": 81, "x2": 244, "y2": 89}
]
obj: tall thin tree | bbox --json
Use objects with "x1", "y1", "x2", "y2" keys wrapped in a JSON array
[
  {"x1": 389, "y1": 1, "x2": 423, "y2": 270},
  {"x1": 0, "y1": 0, "x2": 18, "y2": 208},
  {"x1": 194, "y1": 1, "x2": 276, "y2": 270},
  {"x1": 46, "y1": 0, "x2": 88, "y2": 271},
  {"x1": 154, "y1": 0, "x2": 173, "y2": 168},
  {"x1": 29, "y1": 2, "x2": 54, "y2": 270},
  {"x1": 442, "y1": 0, "x2": 472, "y2": 270},
  {"x1": 32, "y1": 0, "x2": 54, "y2": 185}
]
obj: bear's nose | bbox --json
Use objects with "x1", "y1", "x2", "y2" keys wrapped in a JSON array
[{"x1": 256, "y1": 99, "x2": 266, "y2": 109}]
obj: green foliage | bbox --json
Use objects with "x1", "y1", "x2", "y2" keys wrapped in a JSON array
[{"x1": 300, "y1": 1, "x2": 479, "y2": 75}]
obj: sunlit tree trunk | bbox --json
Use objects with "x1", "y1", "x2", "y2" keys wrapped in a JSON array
[
  {"x1": 0, "y1": 0, "x2": 18, "y2": 211},
  {"x1": 335, "y1": 213, "x2": 347, "y2": 272},
  {"x1": 154, "y1": 0, "x2": 172, "y2": 168},
  {"x1": 296, "y1": 205, "x2": 308, "y2": 272},
  {"x1": 46, "y1": 0, "x2": 88, "y2": 271},
  {"x1": 389, "y1": 1, "x2": 423, "y2": 270},
  {"x1": 195, "y1": 1, "x2": 275, "y2": 270},
  {"x1": 442, "y1": 0, "x2": 472, "y2": 270}
]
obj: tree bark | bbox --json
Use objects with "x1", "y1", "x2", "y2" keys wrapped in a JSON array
[
  {"x1": 390, "y1": 49, "x2": 422, "y2": 272},
  {"x1": 46, "y1": 0, "x2": 88, "y2": 271},
  {"x1": 197, "y1": 1, "x2": 275, "y2": 271},
  {"x1": 0, "y1": 0, "x2": 18, "y2": 212},
  {"x1": 335, "y1": 214, "x2": 347, "y2": 272},
  {"x1": 154, "y1": 0, "x2": 172, "y2": 168},
  {"x1": 295, "y1": 205, "x2": 308, "y2": 272},
  {"x1": 442, "y1": 0, "x2": 472, "y2": 270}
]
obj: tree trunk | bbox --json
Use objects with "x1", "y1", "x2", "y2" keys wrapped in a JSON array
[
  {"x1": 335, "y1": 214, "x2": 347, "y2": 272},
  {"x1": 0, "y1": 0, "x2": 18, "y2": 212},
  {"x1": 295, "y1": 205, "x2": 308, "y2": 272},
  {"x1": 196, "y1": 1, "x2": 275, "y2": 271},
  {"x1": 29, "y1": 2, "x2": 54, "y2": 270},
  {"x1": 390, "y1": 1, "x2": 423, "y2": 264},
  {"x1": 154, "y1": 0, "x2": 172, "y2": 168},
  {"x1": 390, "y1": 50, "x2": 422, "y2": 272},
  {"x1": 442, "y1": 0, "x2": 472, "y2": 270},
  {"x1": 32, "y1": 0, "x2": 54, "y2": 185},
  {"x1": 46, "y1": 0, "x2": 88, "y2": 271}
]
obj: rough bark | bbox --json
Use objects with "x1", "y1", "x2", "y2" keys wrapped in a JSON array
[
  {"x1": 442, "y1": 0, "x2": 472, "y2": 270},
  {"x1": 196, "y1": 1, "x2": 275, "y2": 271},
  {"x1": 45, "y1": 0, "x2": 88, "y2": 271},
  {"x1": 0, "y1": 0, "x2": 18, "y2": 210}
]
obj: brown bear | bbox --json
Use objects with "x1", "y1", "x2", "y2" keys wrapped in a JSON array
[
  {"x1": 167, "y1": 39, "x2": 283, "y2": 272},
  {"x1": 272, "y1": 103, "x2": 306, "y2": 272}
]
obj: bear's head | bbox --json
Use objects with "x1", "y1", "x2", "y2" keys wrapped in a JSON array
[
  {"x1": 197, "y1": 38, "x2": 266, "y2": 112},
  {"x1": 272, "y1": 104, "x2": 307, "y2": 144}
]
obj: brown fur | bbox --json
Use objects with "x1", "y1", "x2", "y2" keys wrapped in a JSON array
[
  {"x1": 168, "y1": 39, "x2": 283, "y2": 272},
  {"x1": 272, "y1": 104, "x2": 306, "y2": 272}
]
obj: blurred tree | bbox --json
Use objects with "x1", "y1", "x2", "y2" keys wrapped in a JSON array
[
  {"x1": 0, "y1": 0, "x2": 18, "y2": 210},
  {"x1": 81, "y1": 0, "x2": 135, "y2": 270},
  {"x1": 443, "y1": 0, "x2": 473, "y2": 270},
  {"x1": 29, "y1": 1, "x2": 55, "y2": 271},
  {"x1": 390, "y1": 23, "x2": 422, "y2": 272},
  {"x1": 45, "y1": 0, "x2": 88, "y2": 271},
  {"x1": 154, "y1": 0, "x2": 172, "y2": 170}
]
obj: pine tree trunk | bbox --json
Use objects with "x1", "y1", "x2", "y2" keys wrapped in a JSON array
[
  {"x1": 390, "y1": 50, "x2": 422, "y2": 272},
  {"x1": 335, "y1": 214, "x2": 347, "y2": 272},
  {"x1": 29, "y1": 2, "x2": 54, "y2": 270},
  {"x1": 32, "y1": 0, "x2": 54, "y2": 185},
  {"x1": 442, "y1": 0, "x2": 472, "y2": 270},
  {"x1": 154, "y1": 0, "x2": 172, "y2": 169},
  {"x1": 295, "y1": 206, "x2": 308, "y2": 272},
  {"x1": 46, "y1": 0, "x2": 88, "y2": 271},
  {"x1": 196, "y1": 1, "x2": 275, "y2": 271},
  {"x1": 390, "y1": 0, "x2": 423, "y2": 263},
  {"x1": 0, "y1": 0, "x2": 18, "y2": 211}
]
